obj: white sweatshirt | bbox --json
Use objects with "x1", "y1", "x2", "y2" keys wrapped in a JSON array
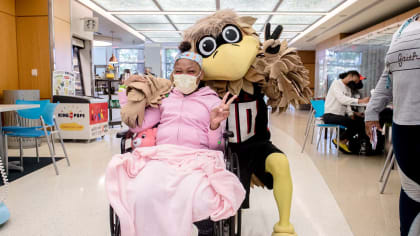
[
  {"x1": 365, "y1": 14, "x2": 420, "y2": 125},
  {"x1": 324, "y1": 79, "x2": 358, "y2": 116}
]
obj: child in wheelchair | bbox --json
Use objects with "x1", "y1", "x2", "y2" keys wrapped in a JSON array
[{"x1": 106, "y1": 42, "x2": 245, "y2": 236}]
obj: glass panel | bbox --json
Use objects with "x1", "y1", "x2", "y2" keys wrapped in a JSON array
[
  {"x1": 116, "y1": 49, "x2": 143, "y2": 63},
  {"x1": 259, "y1": 35, "x2": 288, "y2": 42},
  {"x1": 221, "y1": 0, "x2": 278, "y2": 11},
  {"x1": 152, "y1": 37, "x2": 182, "y2": 43},
  {"x1": 163, "y1": 48, "x2": 179, "y2": 79},
  {"x1": 176, "y1": 24, "x2": 194, "y2": 30},
  {"x1": 283, "y1": 24, "x2": 309, "y2": 32},
  {"x1": 278, "y1": 0, "x2": 346, "y2": 12},
  {"x1": 143, "y1": 32, "x2": 182, "y2": 38},
  {"x1": 170, "y1": 14, "x2": 268, "y2": 25},
  {"x1": 116, "y1": 48, "x2": 145, "y2": 76},
  {"x1": 253, "y1": 24, "x2": 265, "y2": 32},
  {"x1": 255, "y1": 24, "x2": 308, "y2": 33},
  {"x1": 131, "y1": 23, "x2": 175, "y2": 30},
  {"x1": 116, "y1": 15, "x2": 169, "y2": 24},
  {"x1": 93, "y1": 0, "x2": 159, "y2": 11},
  {"x1": 119, "y1": 63, "x2": 145, "y2": 75},
  {"x1": 280, "y1": 32, "x2": 298, "y2": 39},
  {"x1": 270, "y1": 15, "x2": 322, "y2": 25},
  {"x1": 169, "y1": 15, "x2": 209, "y2": 24},
  {"x1": 243, "y1": 15, "x2": 269, "y2": 24},
  {"x1": 157, "y1": 0, "x2": 215, "y2": 11}
]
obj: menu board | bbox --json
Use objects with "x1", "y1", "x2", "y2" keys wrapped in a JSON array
[{"x1": 53, "y1": 71, "x2": 75, "y2": 96}]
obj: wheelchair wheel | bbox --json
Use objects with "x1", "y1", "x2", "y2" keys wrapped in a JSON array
[
  {"x1": 214, "y1": 210, "x2": 241, "y2": 236},
  {"x1": 109, "y1": 206, "x2": 121, "y2": 236}
]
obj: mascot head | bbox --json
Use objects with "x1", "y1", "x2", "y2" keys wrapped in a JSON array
[{"x1": 182, "y1": 10, "x2": 260, "y2": 82}]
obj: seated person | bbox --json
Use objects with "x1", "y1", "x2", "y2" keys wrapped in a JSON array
[
  {"x1": 107, "y1": 43, "x2": 244, "y2": 236},
  {"x1": 323, "y1": 70, "x2": 370, "y2": 153}
]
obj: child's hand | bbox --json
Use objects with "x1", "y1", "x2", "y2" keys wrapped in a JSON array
[{"x1": 210, "y1": 92, "x2": 237, "y2": 130}]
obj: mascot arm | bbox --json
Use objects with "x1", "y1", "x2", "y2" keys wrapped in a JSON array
[
  {"x1": 254, "y1": 23, "x2": 313, "y2": 113},
  {"x1": 129, "y1": 107, "x2": 161, "y2": 134}
]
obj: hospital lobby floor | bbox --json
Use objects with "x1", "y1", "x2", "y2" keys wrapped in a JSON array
[{"x1": 0, "y1": 109, "x2": 400, "y2": 236}]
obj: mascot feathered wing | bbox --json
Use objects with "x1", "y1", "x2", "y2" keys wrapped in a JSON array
[{"x1": 183, "y1": 10, "x2": 311, "y2": 236}]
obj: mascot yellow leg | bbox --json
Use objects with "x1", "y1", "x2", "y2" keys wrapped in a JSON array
[{"x1": 265, "y1": 153, "x2": 297, "y2": 236}]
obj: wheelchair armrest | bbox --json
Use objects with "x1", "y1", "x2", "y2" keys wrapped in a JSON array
[
  {"x1": 223, "y1": 131, "x2": 234, "y2": 139},
  {"x1": 116, "y1": 130, "x2": 133, "y2": 139}
]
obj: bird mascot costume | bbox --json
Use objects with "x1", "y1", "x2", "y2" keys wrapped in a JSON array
[{"x1": 181, "y1": 10, "x2": 312, "y2": 236}]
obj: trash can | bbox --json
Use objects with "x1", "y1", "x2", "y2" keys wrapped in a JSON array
[{"x1": 3, "y1": 90, "x2": 41, "y2": 149}]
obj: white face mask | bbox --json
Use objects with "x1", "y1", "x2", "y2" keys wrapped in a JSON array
[{"x1": 173, "y1": 71, "x2": 201, "y2": 95}]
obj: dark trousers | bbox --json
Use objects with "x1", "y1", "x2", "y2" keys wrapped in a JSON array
[
  {"x1": 194, "y1": 218, "x2": 214, "y2": 236},
  {"x1": 392, "y1": 123, "x2": 420, "y2": 236},
  {"x1": 322, "y1": 113, "x2": 367, "y2": 141}
]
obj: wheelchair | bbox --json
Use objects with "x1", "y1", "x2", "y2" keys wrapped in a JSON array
[{"x1": 109, "y1": 130, "x2": 242, "y2": 236}]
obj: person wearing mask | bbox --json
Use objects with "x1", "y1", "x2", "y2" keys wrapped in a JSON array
[
  {"x1": 322, "y1": 70, "x2": 370, "y2": 153},
  {"x1": 365, "y1": 14, "x2": 420, "y2": 236},
  {"x1": 116, "y1": 41, "x2": 241, "y2": 236}
]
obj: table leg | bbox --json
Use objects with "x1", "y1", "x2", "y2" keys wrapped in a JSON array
[{"x1": 0, "y1": 113, "x2": 24, "y2": 174}]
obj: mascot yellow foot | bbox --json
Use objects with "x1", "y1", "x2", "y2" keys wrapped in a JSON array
[{"x1": 266, "y1": 153, "x2": 297, "y2": 236}]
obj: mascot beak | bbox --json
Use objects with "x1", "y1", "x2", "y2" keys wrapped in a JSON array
[{"x1": 202, "y1": 35, "x2": 259, "y2": 81}]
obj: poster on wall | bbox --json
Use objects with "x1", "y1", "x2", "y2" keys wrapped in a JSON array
[{"x1": 53, "y1": 71, "x2": 75, "y2": 96}]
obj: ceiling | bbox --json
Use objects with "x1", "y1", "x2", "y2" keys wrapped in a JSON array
[
  {"x1": 78, "y1": 0, "x2": 420, "y2": 49},
  {"x1": 93, "y1": 12, "x2": 144, "y2": 47},
  {"x1": 292, "y1": 0, "x2": 419, "y2": 49}
]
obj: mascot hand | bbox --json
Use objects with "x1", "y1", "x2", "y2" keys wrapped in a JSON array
[{"x1": 264, "y1": 23, "x2": 283, "y2": 54}]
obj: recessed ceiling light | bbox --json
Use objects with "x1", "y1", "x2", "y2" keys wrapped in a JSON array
[{"x1": 93, "y1": 40, "x2": 112, "y2": 47}]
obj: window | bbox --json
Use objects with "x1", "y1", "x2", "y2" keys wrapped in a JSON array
[
  {"x1": 116, "y1": 48, "x2": 145, "y2": 77},
  {"x1": 162, "y1": 48, "x2": 178, "y2": 79},
  {"x1": 326, "y1": 50, "x2": 362, "y2": 90}
]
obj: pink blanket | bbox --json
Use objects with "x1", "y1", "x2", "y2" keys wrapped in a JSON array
[{"x1": 105, "y1": 144, "x2": 245, "y2": 236}]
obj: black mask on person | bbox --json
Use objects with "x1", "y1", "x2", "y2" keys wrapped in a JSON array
[{"x1": 348, "y1": 81, "x2": 363, "y2": 90}]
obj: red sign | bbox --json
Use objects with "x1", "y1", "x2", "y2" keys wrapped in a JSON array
[{"x1": 89, "y1": 103, "x2": 108, "y2": 125}]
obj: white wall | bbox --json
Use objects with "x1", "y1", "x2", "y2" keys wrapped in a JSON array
[
  {"x1": 144, "y1": 43, "x2": 162, "y2": 77},
  {"x1": 71, "y1": 0, "x2": 93, "y2": 41}
]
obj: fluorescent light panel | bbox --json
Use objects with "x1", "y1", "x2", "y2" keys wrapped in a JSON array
[
  {"x1": 108, "y1": 11, "x2": 327, "y2": 15},
  {"x1": 157, "y1": 0, "x2": 216, "y2": 11},
  {"x1": 220, "y1": 0, "x2": 279, "y2": 11},
  {"x1": 277, "y1": 0, "x2": 347, "y2": 12},
  {"x1": 92, "y1": 0, "x2": 159, "y2": 11},
  {"x1": 93, "y1": 40, "x2": 112, "y2": 47}
]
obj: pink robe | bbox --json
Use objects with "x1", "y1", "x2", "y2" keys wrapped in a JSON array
[{"x1": 105, "y1": 144, "x2": 245, "y2": 236}]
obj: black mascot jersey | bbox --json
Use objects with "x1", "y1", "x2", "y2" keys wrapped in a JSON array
[
  {"x1": 226, "y1": 84, "x2": 282, "y2": 208},
  {"x1": 227, "y1": 84, "x2": 270, "y2": 145}
]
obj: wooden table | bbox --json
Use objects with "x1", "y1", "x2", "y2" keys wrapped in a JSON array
[{"x1": 0, "y1": 104, "x2": 40, "y2": 172}]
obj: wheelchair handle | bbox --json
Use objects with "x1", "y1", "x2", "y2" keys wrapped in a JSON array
[{"x1": 223, "y1": 131, "x2": 234, "y2": 139}]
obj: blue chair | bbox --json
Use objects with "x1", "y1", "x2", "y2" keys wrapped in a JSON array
[
  {"x1": 42, "y1": 103, "x2": 70, "y2": 168},
  {"x1": 2, "y1": 100, "x2": 50, "y2": 133},
  {"x1": 301, "y1": 100, "x2": 346, "y2": 155},
  {"x1": 2, "y1": 102, "x2": 68, "y2": 175}
]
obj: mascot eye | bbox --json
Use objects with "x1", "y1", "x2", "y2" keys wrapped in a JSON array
[
  {"x1": 222, "y1": 25, "x2": 241, "y2": 43},
  {"x1": 198, "y1": 36, "x2": 217, "y2": 57},
  {"x1": 141, "y1": 134, "x2": 146, "y2": 139}
]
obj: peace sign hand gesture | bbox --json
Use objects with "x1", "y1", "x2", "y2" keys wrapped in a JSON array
[
  {"x1": 264, "y1": 23, "x2": 283, "y2": 54},
  {"x1": 210, "y1": 92, "x2": 237, "y2": 130}
]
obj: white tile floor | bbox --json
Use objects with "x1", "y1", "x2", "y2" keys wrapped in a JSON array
[{"x1": 0, "y1": 109, "x2": 400, "y2": 236}]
